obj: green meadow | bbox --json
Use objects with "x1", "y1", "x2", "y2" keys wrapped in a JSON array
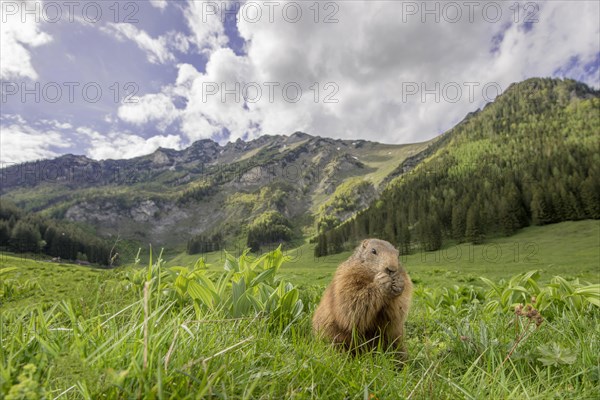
[
  {"x1": 167, "y1": 220, "x2": 600, "y2": 287},
  {"x1": 1, "y1": 220, "x2": 599, "y2": 399}
]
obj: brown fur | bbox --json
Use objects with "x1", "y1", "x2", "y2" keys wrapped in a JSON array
[{"x1": 312, "y1": 239, "x2": 413, "y2": 357}]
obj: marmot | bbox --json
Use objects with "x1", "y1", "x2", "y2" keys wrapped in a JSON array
[{"x1": 312, "y1": 239, "x2": 413, "y2": 357}]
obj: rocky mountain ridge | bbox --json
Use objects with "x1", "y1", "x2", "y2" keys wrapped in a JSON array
[{"x1": 0, "y1": 131, "x2": 431, "y2": 248}]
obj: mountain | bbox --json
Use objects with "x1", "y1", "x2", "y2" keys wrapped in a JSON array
[
  {"x1": 314, "y1": 78, "x2": 600, "y2": 255},
  {"x1": 0, "y1": 132, "x2": 432, "y2": 250},
  {"x1": 2, "y1": 78, "x2": 598, "y2": 260}
]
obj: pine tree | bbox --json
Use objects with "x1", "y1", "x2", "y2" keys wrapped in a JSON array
[
  {"x1": 10, "y1": 221, "x2": 42, "y2": 253},
  {"x1": 581, "y1": 176, "x2": 600, "y2": 218},
  {"x1": 465, "y1": 205, "x2": 484, "y2": 244},
  {"x1": 397, "y1": 225, "x2": 411, "y2": 255},
  {"x1": 316, "y1": 233, "x2": 328, "y2": 257},
  {"x1": 44, "y1": 226, "x2": 59, "y2": 256},
  {"x1": 419, "y1": 217, "x2": 442, "y2": 251},
  {"x1": 428, "y1": 218, "x2": 442, "y2": 251},
  {"x1": 0, "y1": 220, "x2": 10, "y2": 246},
  {"x1": 531, "y1": 188, "x2": 551, "y2": 225},
  {"x1": 451, "y1": 205, "x2": 466, "y2": 242},
  {"x1": 383, "y1": 216, "x2": 395, "y2": 244},
  {"x1": 499, "y1": 185, "x2": 525, "y2": 236}
]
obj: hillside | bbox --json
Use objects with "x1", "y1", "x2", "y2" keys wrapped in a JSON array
[
  {"x1": 1, "y1": 221, "x2": 598, "y2": 398},
  {"x1": 1, "y1": 78, "x2": 598, "y2": 260},
  {"x1": 0, "y1": 132, "x2": 431, "y2": 251},
  {"x1": 315, "y1": 78, "x2": 600, "y2": 255}
]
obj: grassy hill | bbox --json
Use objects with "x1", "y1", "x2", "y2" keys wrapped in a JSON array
[
  {"x1": 1, "y1": 220, "x2": 598, "y2": 398},
  {"x1": 164, "y1": 220, "x2": 600, "y2": 287},
  {"x1": 315, "y1": 78, "x2": 600, "y2": 256}
]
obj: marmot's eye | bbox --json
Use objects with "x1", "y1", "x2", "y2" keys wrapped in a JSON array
[{"x1": 371, "y1": 248, "x2": 377, "y2": 255}]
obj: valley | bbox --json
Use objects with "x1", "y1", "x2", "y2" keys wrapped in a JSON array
[{"x1": 1, "y1": 77, "x2": 599, "y2": 399}]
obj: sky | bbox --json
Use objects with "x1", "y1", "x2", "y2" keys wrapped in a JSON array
[{"x1": 1, "y1": 0, "x2": 599, "y2": 163}]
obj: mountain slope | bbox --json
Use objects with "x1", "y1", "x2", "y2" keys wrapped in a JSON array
[
  {"x1": 0, "y1": 132, "x2": 431, "y2": 248},
  {"x1": 3, "y1": 78, "x2": 597, "y2": 257},
  {"x1": 314, "y1": 78, "x2": 600, "y2": 255}
]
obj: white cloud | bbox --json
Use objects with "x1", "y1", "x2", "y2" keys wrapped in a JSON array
[
  {"x1": 0, "y1": 116, "x2": 183, "y2": 163},
  {"x1": 0, "y1": 122, "x2": 71, "y2": 163},
  {"x1": 38, "y1": 119, "x2": 73, "y2": 130},
  {"x1": 77, "y1": 127, "x2": 183, "y2": 160},
  {"x1": 486, "y1": 2, "x2": 600, "y2": 89},
  {"x1": 165, "y1": 31, "x2": 191, "y2": 54},
  {"x1": 175, "y1": 63, "x2": 201, "y2": 87},
  {"x1": 149, "y1": 0, "x2": 168, "y2": 10},
  {"x1": 117, "y1": 52, "x2": 260, "y2": 142},
  {"x1": 206, "y1": 1, "x2": 600, "y2": 143},
  {"x1": 180, "y1": 48, "x2": 261, "y2": 141},
  {"x1": 236, "y1": 1, "x2": 600, "y2": 143},
  {"x1": 0, "y1": 114, "x2": 26, "y2": 125},
  {"x1": 117, "y1": 93, "x2": 180, "y2": 131},
  {"x1": 0, "y1": 0, "x2": 52, "y2": 79},
  {"x1": 183, "y1": 0, "x2": 229, "y2": 54},
  {"x1": 101, "y1": 23, "x2": 175, "y2": 64},
  {"x1": 124, "y1": 1, "x2": 600, "y2": 146}
]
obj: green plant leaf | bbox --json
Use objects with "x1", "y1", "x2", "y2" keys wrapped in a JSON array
[
  {"x1": 250, "y1": 269, "x2": 276, "y2": 287},
  {"x1": 552, "y1": 276, "x2": 575, "y2": 295},
  {"x1": 224, "y1": 257, "x2": 239, "y2": 272},
  {"x1": 187, "y1": 280, "x2": 214, "y2": 309},
  {"x1": 232, "y1": 278, "x2": 246, "y2": 306},
  {"x1": 0, "y1": 267, "x2": 17, "y2": 276},
  {"x1": 480, "y1": 277, "x2": 501, "y2": 295},
  {"x1": 536, "y1": 343, "x2": 577, "y2": 366},
  {"x1": 193, "y1": 258, "x2": 207, "y2": 270},
  {"x1": 574, "y1": 285, "x2": 600, "y2": 307},
  {"x1": 174, "y1": 274, "x2": 188, "y2": 298}
]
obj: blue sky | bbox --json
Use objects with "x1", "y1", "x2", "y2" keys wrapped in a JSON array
[{"x1": 1, "y1": 0, "x2": 599, "y2": 163}]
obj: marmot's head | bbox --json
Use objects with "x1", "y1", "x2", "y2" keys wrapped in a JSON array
[{"x1": 354, "y1": 238, "x2": 401, "y2": 275}]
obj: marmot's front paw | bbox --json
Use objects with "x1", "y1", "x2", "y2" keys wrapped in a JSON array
[
  {"x1": 391, "y1": 274, "x2": 405, "y2": 296},
  {"x1": 375, "y1": 271, "x2": 393, "y2": 294}
]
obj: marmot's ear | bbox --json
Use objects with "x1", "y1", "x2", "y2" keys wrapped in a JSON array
[{"x1": 361, "y1": 239, "x2": 369, "y2": 248}]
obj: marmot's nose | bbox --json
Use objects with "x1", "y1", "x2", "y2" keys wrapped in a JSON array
[{"x1": 385, "y1": 266, "x2": 397, "y2": 275}]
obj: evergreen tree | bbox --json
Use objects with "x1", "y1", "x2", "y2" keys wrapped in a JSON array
[
  {"x1": 451, "y1": 205, "x2": 466, "y2": 242},
  {"x1": 427, "y1": 218, "x2": 442, "y2": 251},
  {"x1": 246, "y1": 211, "x2": 292, "y2": 252},
  {"x1": 418, "y1": 216, "x2": 442, "y2": 251},
  {"x1": 383, "y1": 214, "x2": 396, "y2": 244},
  {"x1": 314, "y1": 233, "x2": 328, "y2": 258},
  {"x1": 397, "y1": 224, "x2": 411, "y2": 255},
  {"x1": 465, "y1": 205, "x2": 484, "y2": 244},
  {"x1": 531, "y1": 188, "x2": 552, "y2": 225},
  {"x1": 581, "y1": 176, "x2": 600, "y2": 218},
  {"x1": 44, "y1": 225, "x2": 60, "y2": 256},
  {"x1": 499, "y1": 186, "x2": 525, "y2": 236},
  {"x1": 0, "y1": 220, "x2": 11, "y2": 246},
  {"x1": 10, "y1": 221, "x2": 42, "y2": 253}
]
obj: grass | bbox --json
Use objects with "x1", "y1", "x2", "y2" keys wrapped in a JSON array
[
  {"x1": 0, "y1": 255, "x2": 113, "y2": 312},
  {"x1": 166, "y1": 220, "x2": 600, "y2": 287},
  {"x1": 357, "y1": 141, "x2": 431, "y2": 187},
  {"x1": 309, "y1": 140, "x2": 432, "y2": 213},
  {"x1": 1, "y1": 220, "x2": 599, "y2": 399}
]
